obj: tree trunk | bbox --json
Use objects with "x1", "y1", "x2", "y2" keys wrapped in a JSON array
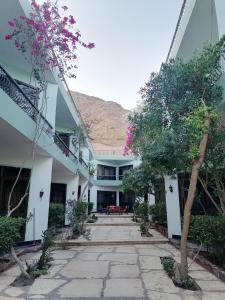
[
  {"x1": 11, "y1": 246, "x2": 30, "y2": 279},
  {"x1": 179, "y1": 111, "x2": 210, "y2": 279}
]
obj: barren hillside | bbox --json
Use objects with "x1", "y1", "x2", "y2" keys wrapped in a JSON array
[{"x1": 71, "y1": 91, "x2": 129, "y2": 153}]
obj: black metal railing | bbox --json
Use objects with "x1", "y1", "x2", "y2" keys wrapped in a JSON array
[
  {"x1": 0, "y1": 65, "x2": 53, "y2": 136},
  {"x1": 97, "y1": 175, "x2": 117, "y2": 180},
  {"x1": 0, "y1": 64, "x2": 79, "y2": 165},
  {"x1": 79, "y1": 157, "x2": 88, "y2": 169},
  {"x1": 54, "y1": 133, "x2": 78, "y2": 162}
]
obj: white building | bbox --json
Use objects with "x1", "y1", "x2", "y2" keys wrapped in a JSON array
[{"x1": 0, "y1": 0, "x2": 139, "y2": 243}]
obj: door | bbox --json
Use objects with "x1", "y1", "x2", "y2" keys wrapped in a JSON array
[{"x1": 97, "y1": 191, "x2": 116, "y2": 211}]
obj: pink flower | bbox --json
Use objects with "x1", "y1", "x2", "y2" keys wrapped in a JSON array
[
  {"x1": 87, "y1": 42, "x2": 95, "y2": 49},
  {"x1": 31, "y1": 0, "x2": 40, "y2": 10},
  {"x1": 69, "y1": 15, "x2": 76, "y2": 25},
  {"x1": 8, "y1": 20, "x2": 14, "y2": 27},
  {"x1": 5, "y1": 35, "x2": 12, "y2": 40}
]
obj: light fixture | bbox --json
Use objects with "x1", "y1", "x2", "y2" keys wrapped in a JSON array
[
  {"x1": 169, "y1": 185, "x2": 173, "y2": 193},
  {"x1": 72, "y1": 191, "x2": 75, "y2": 195},
  {"x1": 39, "y1": 189, "x2": 44, "y2": 198}
]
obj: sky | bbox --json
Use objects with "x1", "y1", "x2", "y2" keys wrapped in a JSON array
[{"x1": 65, "y1": 0, "x2": 183, "y2": 110}]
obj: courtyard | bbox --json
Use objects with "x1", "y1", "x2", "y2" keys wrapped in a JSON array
[{"x1": 0, "y1": 216, "x2": 225, "y2": 299}]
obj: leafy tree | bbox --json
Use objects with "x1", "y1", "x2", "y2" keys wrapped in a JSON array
[{"x1": 126, "y1": 37, "x2": 225, "y2": 281}]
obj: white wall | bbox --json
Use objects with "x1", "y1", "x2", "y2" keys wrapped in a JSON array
[
  {"x1": 164, "y1": 175, "x2": 182, "y2": 238},
  {"x1": 65, "y1": 175, "x2": 79, "y2": 225},
  {"x1": 25, "y1": 157, "x2": 53, "y2": 241}
]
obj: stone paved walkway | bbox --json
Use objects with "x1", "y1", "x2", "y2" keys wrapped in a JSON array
[{"x1": 0, "y1": 216, "x2": 225, "y2": 299}]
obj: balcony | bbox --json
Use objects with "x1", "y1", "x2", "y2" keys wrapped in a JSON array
[
  {"x1": 97, "y1": 175, "x2": 117, "y2": 180},
  {"x1": 0, "y1": 64, "x2": 78, "y2": 165}
]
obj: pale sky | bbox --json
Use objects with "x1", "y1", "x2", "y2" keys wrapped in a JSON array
[{"x1": 66, "y1": 0, "x2": 182, "y2": 110}]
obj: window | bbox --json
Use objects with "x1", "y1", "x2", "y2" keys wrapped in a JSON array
[{"x1": 97, "y1": 164, "x2": 116, "y2": 180}]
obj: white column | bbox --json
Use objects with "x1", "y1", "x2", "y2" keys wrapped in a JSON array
[
  {"x1": 116, "y1": 190, "x2": 120, "y2": 206},
  {"x1": 81, "y1": 179, "x2": 89, "y2": 202},
  {"x1": 65, "y1": 175, "x2": 79, "y2": 225},
  {"x1": 90, "y1": 186, "x2": 97, "y2": 211},
  {"x1": 164, "y1": 175, "x2": 182, "y2": 238},
  {"x1": 39, "y1": 83, "x2": 58, "y2": 130},
  {"x1": 215, "y1": 0, "x2": 225, "y2": 39},
  {"x1": 148, "y1": 193, "x2": 155, "y2": 205},
  {"x1": 25, "y1": 157, "x2": 53, "y2": 241}
]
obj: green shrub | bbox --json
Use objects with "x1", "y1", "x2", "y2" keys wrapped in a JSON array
[
  {"x1": 136, "y1": 203, "x2": 149, "y2": 222},
  {"x1": 48, "y1": 203, "x2": 65, "y2": 228},
  {"x1": 149, "y1": 202, "x2": 167, "y2": 224},
  {"x1": 88, "y1": 202, "x2": 94, "y2": 214},
  {"x1": 162, "y1": 257, "x2": 174, "y2": 278},
  {"x1": 0, "y1": 217, "x2": 24, "y2": 255},
  {"x1": 190, "y1": 215, "x2": 225, "y2": 265}
]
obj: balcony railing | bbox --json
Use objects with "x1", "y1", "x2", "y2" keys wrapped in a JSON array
[
  {"x1": 0, "y1": 65, "x2": 53, "y2": 137},
  {"x1": 0, "y1": 64, "x2": 79, "y2": 165},
  {"x1": 79, "y1": 157, "x2": 88, "y2": 169},
  {"x1": 97, "y1": 175, "x2": 117, "y2": 180},
  {"x1": 54, "y1": 133, "x2": 78, "y2": 163}
]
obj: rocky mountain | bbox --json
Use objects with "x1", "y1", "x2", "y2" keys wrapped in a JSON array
[{"x1": 70, "y1": 91, "x2": 129, "y2": 154}]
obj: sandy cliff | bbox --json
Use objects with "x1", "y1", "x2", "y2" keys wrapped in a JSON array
[{"x1": 71, "y1": 91, "x2": 129, "y2": 153}]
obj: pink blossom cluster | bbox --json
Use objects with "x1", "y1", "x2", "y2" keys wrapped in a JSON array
[
  {"x1": 5, "y1": 0, "x2": 95, "y2": 81},
  {"x1": 123, "y1": 124, "x2": 135, "y2": 155}
]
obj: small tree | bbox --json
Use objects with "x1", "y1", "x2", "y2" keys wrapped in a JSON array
[{"x1": 126, "y1": 37, "x2": 225, "y2": 281}]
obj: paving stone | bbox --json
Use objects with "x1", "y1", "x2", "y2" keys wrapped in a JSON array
[
  {"x1": 104, "y1": 278, "x2": 144, "y2": 297},
  {"x1": 115, "y1": 246, "x2": 137, "y2": 253},
  {"x1": 41, "y1": 265, "x2": 63, "y2": 278},
  {"x1": 3, "y1": 266, "x2": 21, "y2": 277},
  {"x1": 29, "y1": 295, "x2": 45, "y2": 299},
  {"x1": 51, "y1": 259, "x2": 68, "y2": 265},
  {"x1": 57, "y1": 279, "x2": 103, "y2": 297},
  {"x1": 0, "y1": 276, "x2": 15, "y2": 292},
  {"x1": 28, "y1": 278, "x2": 66, "y2": 295},
  {"x1": 99, "y1": 253, "x2": 137, "y2": 264},
  {"x1": 189, "y1": 270, "x2": 219, "y2": 281},
  {"x1": 77, "y1": 252, "x2": 99, "y2": 261},
  {"x1": 147, "y1": 291, "x2": 182, "y2": 300},
  {"x1": 202, "y1": 292, "x2": 225, "y2": 299},
  {"x1": 139, "y1": 255, "x2": 163, "y2": 270},
  {"x1": 84, "y1": 246, "x2": 114, "y2": 253},
  {"x1": 138, "y1": 247, "x2": 170, "y2": 257},
  {"x1": 196, "y1": 279, "x2": 225, "y2": 292},
  {"x1": 4, "y1": 286, "x2": 24, "y2": 297},
  {"x1": 142, "y1": 271, "x2": 181, "y2": 293},
  {"x1": 60, "y1": 260, "x2": 109, "y2": 278},
  {"x1": 0, "y1": 297, "x2": 24, "y2": 300},
  {"x1": 110, "y1": 264, "x2": 140, "y2": 278},
  {"x1": 52, "y1": 250, "x2": 75, "y2": 259}
]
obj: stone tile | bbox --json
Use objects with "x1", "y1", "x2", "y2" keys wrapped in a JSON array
[
  {"x1": 41, "y1": 265, "x2": 63, "y2": 278},
  {"x1": 0, "y1": 276, "x2": 15, "y2": 292},
  {"x1": 110, "y1": 264, "x2": 139, "y2": 278},
  {"x1": 139, "y1": 256, "x2": 163, "y2": 270},
  {"x1": 57, "y1": 279, "x2": 103, "y2": 297},
  {"x1": 0, "y1": 297, "x2": 24, "y2": 300},
  {"x1": 142, "y1": 271, "x2": 181, "y2": 293},
  {"x1": 29, "y1": 296, "x2": 45, "y2": 299},
  {"x1": 115, "y1": 246, "x2": 137, "y2": 254},
  {"x1": 28, "y1": 279, "x2": 66, "y2": 295},
  {"x1": 196, "y1": 280, "x2": 225, "y2": 292},
  {"x1": 138, "y1": 247, "x2": 170, "y2": 257},
  {"x1": 99, "y1": 253, "x2": 137, "y2": 264},
  {"x1": 77, "y1": 252, "x2": 99, "y2": 261},
  {"x1": 147, "y1": 291, "x2": 182, "y2": 300},
  {"x1": 202, "y1": 292, "x2": 225, "y2": 299},
  {"x1": 60, "y1": 260, "x2": 109, "y2": 278},
  {"x1": 3, "y1": 266, "x2": 21, "y2": 277},
  {"x1": 51, "y1": 250, "x2": 75, "y2": 259},
  {"x1": 189, "y1": 270, "x2": 219, "y2": 281},
  {"x1": 84, "y1": 246, "x2": 114, "y2": 253},
  {"x1": 51, "y1": 259, "x2": 68, "y2": 265},
  {"x1": 4, "y1": 286, "x2": 24, "y2": 297},
  {"x1": 104, "y1": 278, "x2": 144, "y2": 297}
]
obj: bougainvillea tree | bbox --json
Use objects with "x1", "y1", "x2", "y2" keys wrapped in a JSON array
[
  {"x1": 5, "y1": 0, "x2": 94, "y2": 88},
  {"x1": 125, "y1": 37, "x2": 225, "y2": 283}
]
